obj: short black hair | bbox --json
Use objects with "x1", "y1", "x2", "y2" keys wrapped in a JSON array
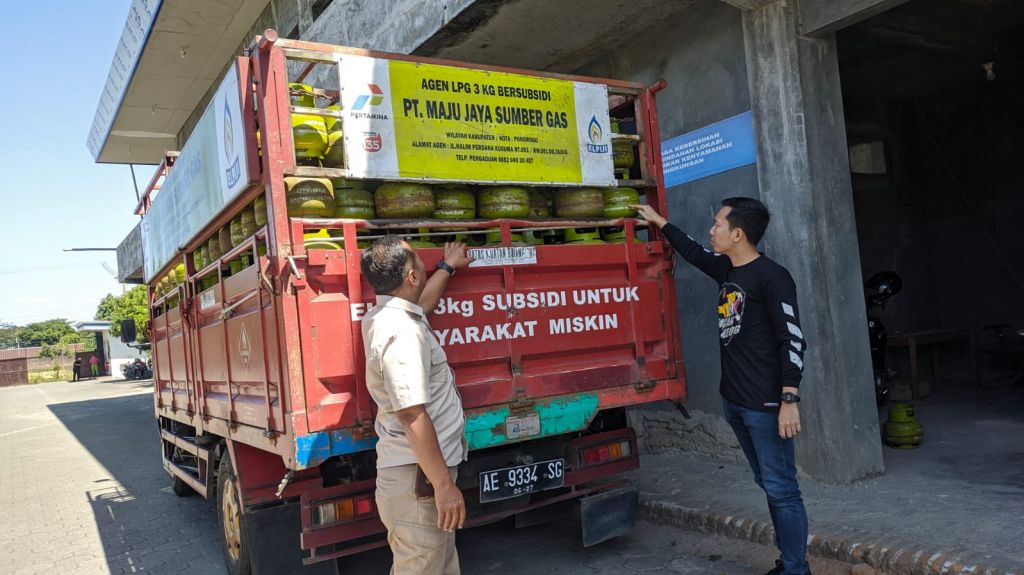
[
  {"x1": 721, "y1": 197, "x2": 770, "y2": 246},
  {"x1": 360, "y1": 235, "x2": 414, "y2": 294}
]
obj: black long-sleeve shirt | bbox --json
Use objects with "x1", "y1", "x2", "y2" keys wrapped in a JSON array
[{"x1": 662, "y1": 223, "x2": 806, "y2": 411}]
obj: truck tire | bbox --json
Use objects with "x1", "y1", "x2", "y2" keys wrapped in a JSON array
[
  {"x1": 171, "y1": 474, "x2": 195, "y2": 497},
  {"x1": 217, "y1": 454, "x2": 253, "y2": 575}
]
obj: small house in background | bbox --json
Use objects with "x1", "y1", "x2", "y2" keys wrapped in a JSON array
[{"x1": 73, "y1": 321, "x2": 143, "y2": 377}]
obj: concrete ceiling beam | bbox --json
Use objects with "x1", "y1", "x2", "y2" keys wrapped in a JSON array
[{"x1": 718, "y1": 0, "x2": 780, "y2": 10}]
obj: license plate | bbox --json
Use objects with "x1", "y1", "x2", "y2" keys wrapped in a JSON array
[
  {"x1": 479, "y1": 459, "x2": 565, "y2": 503},
  {"x1": 505, "y1": 413, "x2": 540, "y2": 439}
]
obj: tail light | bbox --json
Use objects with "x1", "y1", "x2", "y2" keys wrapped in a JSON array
[
  {"x1": 579, "y1": 439, "x2": 632, "y2": 466},
  {"x1": 313, "y1": 493, "x2": 376, "y2": 527}
]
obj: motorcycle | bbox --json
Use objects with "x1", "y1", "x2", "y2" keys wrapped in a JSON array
[
  {"x1": 865, "y1": 271, "x2": 902, "y2": 405},
  {"x1": 121, "y1": 359, "x2": 153, "y2": 380}
]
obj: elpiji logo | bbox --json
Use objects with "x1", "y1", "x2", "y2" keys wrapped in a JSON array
[
  {"x1": 586, "y1": 116, "x2": 609, "y2": 153},
  {"x1": 222, "y1": 98, "x2": 241, "y2": 187},
  {"x1": 352, "y1": 84, "x2": 384, "y2": 110}
]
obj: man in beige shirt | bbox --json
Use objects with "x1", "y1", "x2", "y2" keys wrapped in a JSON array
[{"x1": 360, "y1": 236, "x2": 473, "y2": 575}]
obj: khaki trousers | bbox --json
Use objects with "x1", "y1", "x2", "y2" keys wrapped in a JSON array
[{"x1": 376, "y1": 464, "x2": 460, "y2": 575}]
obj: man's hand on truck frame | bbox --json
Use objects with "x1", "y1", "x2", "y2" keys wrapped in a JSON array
[
  {"x1": 631, "y1": 204, "x2": 668, "y2": 229},
  {"x1": 442, "y1": 241, "x2": 474, "y2": 269},
  {"x1": 419, "y1": 242, "x2": 474, "y2": 315}
]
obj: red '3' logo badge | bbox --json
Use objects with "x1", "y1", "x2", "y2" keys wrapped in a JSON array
[{"x1": 363, "y1": 132, "x2": 382, "y2": 152}]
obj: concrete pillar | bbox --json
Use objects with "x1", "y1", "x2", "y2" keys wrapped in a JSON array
[{"x1": 741, "y1": 1, "x2": 884, "y2": 482}]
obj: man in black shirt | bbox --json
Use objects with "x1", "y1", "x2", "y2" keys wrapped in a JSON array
[{"x1": 635, "y1": 197, "x2": 810, "y2": 575}]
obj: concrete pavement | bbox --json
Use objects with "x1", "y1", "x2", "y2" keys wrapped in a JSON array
[
  {"x1": 631, "y1": 384, "x2": 1024, "y2": 575},
  {"x1": 0, "y1": 379, "x2": 843, "y2": 574}
]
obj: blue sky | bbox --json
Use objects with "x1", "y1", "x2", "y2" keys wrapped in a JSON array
[{"x1": 0, "y1": 1, "x2": 141, "y2": 326}]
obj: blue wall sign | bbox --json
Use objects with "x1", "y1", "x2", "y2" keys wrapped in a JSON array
[{"x1": 660, "y1": 111, "x2": 756, "y2": 188}]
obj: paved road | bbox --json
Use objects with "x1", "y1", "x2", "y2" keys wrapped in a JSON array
[{"x1": 0, "y1": 380, "x2": 767, "y2": 575}]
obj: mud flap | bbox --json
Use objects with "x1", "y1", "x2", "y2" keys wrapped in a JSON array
[
  {"x1": 580, "y1": 487, "x2": 638, "y2": 547},
  {"x1": 247, "y1": 502, "x2": 338, "y2": 575}
]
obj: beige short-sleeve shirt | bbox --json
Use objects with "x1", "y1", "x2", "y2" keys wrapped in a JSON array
[{"x1": 362, "y1": 295, "x2": 467, "y2": 469}]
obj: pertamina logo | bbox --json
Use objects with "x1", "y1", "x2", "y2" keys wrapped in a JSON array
[
  {"x1": 586, "y1": 116, "x2": 609, "y2": 153},
  {"x1": 238, "y1": 323, "x2": 251, "y2": 373},
  {"x1": 352, "y1": 84, "x2": 384, "y2": 110},
  {"x1": 222, "y1": 98, "x2": 241, "y2": 187}
]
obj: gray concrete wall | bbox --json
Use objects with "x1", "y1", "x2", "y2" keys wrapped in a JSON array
[{"x1": 577, "y1": 0, "x2": 756, "y2": 419}]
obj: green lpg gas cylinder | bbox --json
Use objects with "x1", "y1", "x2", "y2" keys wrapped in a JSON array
[
  {"x1": 564, "y1": 227, "x2": 604, "y2": 245},
  {"x1": 254, "y1": 196, "x2": 268, "y2": 227},
  {"x1": 611, "y1": 119, "x2": 636, "y2": 170},
  {"x1": 375, "y1": 183, "x2": 435, "y2": 218},
  {"x1": 207, "y1": 236, "x2": 223, "y2": 262},
  {"x1": 240, "y1": 205, "x2": 259, "y2": 237},
  {"x1": 218, "y1": 226, "x2": 233, "y2": 256},
  {"x1": 229, "y1": 216, "x2": 246, "y2": 247},
  {"x1": 883, "y1": 402, "x2": 923, "y2": 449},
  {"x1": 527, "y1": 189, "x2": 553, "y2": 219},
  {"x1": 285, "y1": 177, "x2": 335, "y2": 217},
  {"x1": 434, "y1": 187, "x2": 476, "y2": 220},
  {"x1": 289, "y1": 84, "x2": 327, "y2": 165},
  {"x1": 602, "y1": 187, "x2": 640, "y2": 218},
  {"x1": 484, "y1": 227, "x2": 525, "y2": 245},
  {"x1": 555, "y1": 188, "x2": 605, "y2": 218},
  {"x1": 478, "y1": 187, "x2": 530, "y2": 219},
  {"x1": 303, "y1": 229, "x2": 341, "y2": 251},
  {"x1": 332, "y1": 187, "x2": 375, "y2": 219},
  {"x1": 322, "y1": 105, "x2": 345, "y2": 168}
]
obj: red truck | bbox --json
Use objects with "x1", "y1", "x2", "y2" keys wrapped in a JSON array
[{"x1": 136, "y1": 30, "x2": 684, "y2": 574}]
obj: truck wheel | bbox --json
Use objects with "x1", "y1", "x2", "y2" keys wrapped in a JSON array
[
  {"x1": 217, "y1": 454, "x2": 253, "y2": 575},
  {"x1": 171, "y1": 474, "x2": 195, "y2": 497}
]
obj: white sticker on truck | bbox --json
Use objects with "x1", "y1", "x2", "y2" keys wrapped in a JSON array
[{"x1": 467, "y1": 246, "x2": 537, "y2": 268}]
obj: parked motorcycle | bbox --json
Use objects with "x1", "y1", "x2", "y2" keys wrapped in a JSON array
[
  {"x1": 865, "y1": 271, "x2": 902, "y2": 405},
  {"x1": 121, "y1": 358, "x2": 153, "y2": 380}
]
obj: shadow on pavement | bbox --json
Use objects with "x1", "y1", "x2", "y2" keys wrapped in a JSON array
[{"x1": 48, "y1": 383, "x2": 225, "y2": 574}]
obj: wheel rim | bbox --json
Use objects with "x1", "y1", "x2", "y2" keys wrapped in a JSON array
[{"x1": 221, "y1": 474, "x2": 242, "y2": 562}]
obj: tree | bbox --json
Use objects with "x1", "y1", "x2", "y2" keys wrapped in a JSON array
[
  {"x1": 39, "y1": 333, "x2": 91, "y2": 359},
  {"x1": 95, "y1": 285, "x2": 149, "y2": 343},
  {"x1": 16, "y1": 319, "x2": 74, "y2": 347},
  {"x1": 0, "y1": 321, "x2": 17, "y2": 349}
]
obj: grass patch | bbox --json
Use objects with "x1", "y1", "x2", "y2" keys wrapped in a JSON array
[{"x1": 28, "y1": 368, "x2": 72, "y2": 384}]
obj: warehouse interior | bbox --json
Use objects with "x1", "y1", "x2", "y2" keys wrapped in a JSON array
[{"x1": 837, "y1": 0, "x2": 1024, "y2": 414}]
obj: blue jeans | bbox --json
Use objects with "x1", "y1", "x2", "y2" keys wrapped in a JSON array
[{"x1": 722, "y1": 397, "x2": 809, "y2": 575}]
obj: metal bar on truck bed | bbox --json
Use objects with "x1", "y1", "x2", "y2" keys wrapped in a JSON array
[
  {"x1": 288, "y1": 105, "x2": 343, "y2": 118},
  {"x1": 219, "y1": 291, "x2": 259, "y2": 320}
]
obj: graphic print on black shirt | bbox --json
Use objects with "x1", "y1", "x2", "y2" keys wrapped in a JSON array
[{"x1": 718, "y1": 283, "x2": 745, "y2": 344}]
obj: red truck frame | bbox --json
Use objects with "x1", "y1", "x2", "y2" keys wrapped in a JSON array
[{"x1": 141, "y1": 30, "x2": 685, "y2": 573}]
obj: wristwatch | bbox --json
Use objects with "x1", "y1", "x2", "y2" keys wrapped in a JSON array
[
  {"x1": 781, "y1": 392, "x2": 801, "y2": 404},
  {"x1": 435, "y1": 261, "x2": 456, "y2": 276}
]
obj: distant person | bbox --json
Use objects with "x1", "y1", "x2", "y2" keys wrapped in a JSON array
[
  {"x1": 634, "y1": 198, "x2": 810, "y2": 575},
  {"x1": 72, "y1": 357, "x2": 82, "y2": 382},
  {"x1": 89, "y1": 354, "x2": 99, "y2": 378},
  {"x1": 360, "y1": 237, "x2": 473, "y2": 575}
]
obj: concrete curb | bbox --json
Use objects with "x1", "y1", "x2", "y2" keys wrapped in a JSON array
[{"x1": 639, "y1": 497, "x2": 1024, "y2": 575}]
